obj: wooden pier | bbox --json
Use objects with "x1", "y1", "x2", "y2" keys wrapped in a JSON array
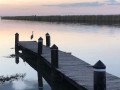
[{"x1": 15, "y1": 33, "x2": 120, "y2": 90}]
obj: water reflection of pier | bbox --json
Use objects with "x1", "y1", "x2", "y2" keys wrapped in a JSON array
[{"x1": 15, "y1": 33, "x2": 120, "y2": 90}]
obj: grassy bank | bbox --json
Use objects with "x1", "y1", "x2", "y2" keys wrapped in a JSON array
[{"x1": 1, "y1": 15, "x2": 120, "y2": 25}]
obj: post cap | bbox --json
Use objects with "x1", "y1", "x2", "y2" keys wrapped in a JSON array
[
  {"x1": 51, "y1": 44, "x2": 58, "y2": 50},
  {"x1": 46, "y1": 33, "x2": 50, "y2": 36},
  {"x1": 38, "y1": 37, "x2": 43, "y2": 42},
  {"x1": 93, "y1": 60, "x2": 106, "y2": 69},
  {"x1": 15, "y1": 33, "x2": 19, "y2": 35}
]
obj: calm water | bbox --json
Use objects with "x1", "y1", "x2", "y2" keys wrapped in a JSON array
[{"x1": 0, "y1": 19, "x2": 120, "y2": 89}]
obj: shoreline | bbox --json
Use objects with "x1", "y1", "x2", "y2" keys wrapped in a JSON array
[{"x1": 1, "y1": 15, "x2": 120, "y2": 25}]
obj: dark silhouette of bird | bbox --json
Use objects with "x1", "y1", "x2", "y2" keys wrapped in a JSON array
[{"x1": 30, "y1": 31, "x2": 34, "y2": 40}]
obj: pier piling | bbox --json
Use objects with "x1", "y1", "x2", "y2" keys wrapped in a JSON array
[
  {"x1": 51, "y1": 44, "x2": 58, "y2": 68},
  {"x1": 51, "y1": 44, "x2": 59, "y2": 90},
  {"x1": 15, "y1": 33, "x2": 19, "y2": 64},
  {"x1": 37, "y1": 37, "x2": 43, "y2": 89},
  {"x1": 93, "y1": 60, "x2": 106, "y2": 90},
  {"x1": 15, "y1": 49, "x2": 19, "y2": 64},
  {"x1": 38, "y1": 37, "x2": 43, "y2": 55},
  {"x1": 38, "y1": 72, "x2": 43, "y2": 89},
  {"x1": 46, "y1": 33, "x2": 50, "y2": 47},
  {"x1": 15, "y1": 33, "x2": 19, "y2": 48},
  {"x1": 15, "y1": 33, "x2": 120, "y2": 90}
]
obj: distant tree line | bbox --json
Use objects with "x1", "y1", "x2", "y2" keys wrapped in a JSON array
[{"x1": 1, "y1": 15, "x2": 120, "y2": 25}]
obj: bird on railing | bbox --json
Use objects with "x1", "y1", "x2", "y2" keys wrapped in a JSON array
[{"x1": 30, "y1": 31, "x2": 34, "y2": 40}]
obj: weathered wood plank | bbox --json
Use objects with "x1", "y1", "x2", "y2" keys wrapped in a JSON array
[{"x1": 18, "y1": 41, "x2": 120, "y2": 90}]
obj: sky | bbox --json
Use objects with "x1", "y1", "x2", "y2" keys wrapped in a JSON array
[
  {"x1": 0, "y1": 0, "x2": 104, "y2": 5},
  {"x1": 0, "y1": 0, "x2": 120, "y2": 16}
]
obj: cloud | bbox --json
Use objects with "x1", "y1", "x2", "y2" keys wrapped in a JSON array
[
  {"x1": 1, "y1": 0, "x2": 120, "y2": 16},
  {"x1": 43, "y1": 2, "x2": 104, "y2": 7},
  {"x1": 43, "y1": 0, "x2": 120, "y2": 7},
  {"x1": 104, "y1": 0, "x2": 120, "y2": 5}
]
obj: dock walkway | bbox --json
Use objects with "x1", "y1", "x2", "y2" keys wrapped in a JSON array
[{"x1": 15, "y1": 33, "x2": 120, "y2": 90}]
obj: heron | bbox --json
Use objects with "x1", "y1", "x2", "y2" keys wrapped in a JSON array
[{"x1": 30, "y1": 31, "x2": 34, "y2": 40}]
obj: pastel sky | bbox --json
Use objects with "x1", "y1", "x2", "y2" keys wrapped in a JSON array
[
  {"x1": 0, "y1": 0, "x2": 120, "y2": 16},
  {"x1": 0, "y1": 0, "x2": 104, "y2": 5}
]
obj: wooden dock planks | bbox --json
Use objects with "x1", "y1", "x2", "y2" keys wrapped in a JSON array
[{"x1": 18, "y1": 41, "x2": 120, "y2": 90}]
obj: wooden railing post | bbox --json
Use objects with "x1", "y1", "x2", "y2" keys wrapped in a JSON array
[
  {"x1": 93, "y1": 60, "x2": 106, "y2": 90},
  {"x1": 51, "y1": 44, "x2": 58, "y2": 68},
  {"x1": 38, "y1": 37, "x2": 43, "y2": 55},
  {"x1": 46, "y1": 33, "x2": 50, "y2": 47}
]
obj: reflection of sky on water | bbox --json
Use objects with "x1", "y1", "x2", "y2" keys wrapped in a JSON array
[
  {"x1": 0, "y1": 19, "x2": 51, "y2": 89},
  {"x1": 0, "y1": 19, "x2": 120, "y2": 89},
  {"x1": 0, "y1": 48, "x2": 51, "y2": 90},
  {"x1": 0, "y1": 80, "x2": 51, "y2": 90}
]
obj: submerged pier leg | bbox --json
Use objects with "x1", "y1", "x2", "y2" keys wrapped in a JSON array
[
  {"x1": 15, "y1": 48, "x2": 19, "y2": 64},
  {"x1": 38, "y1": 72, "x2": 43, "y2": 90}
]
